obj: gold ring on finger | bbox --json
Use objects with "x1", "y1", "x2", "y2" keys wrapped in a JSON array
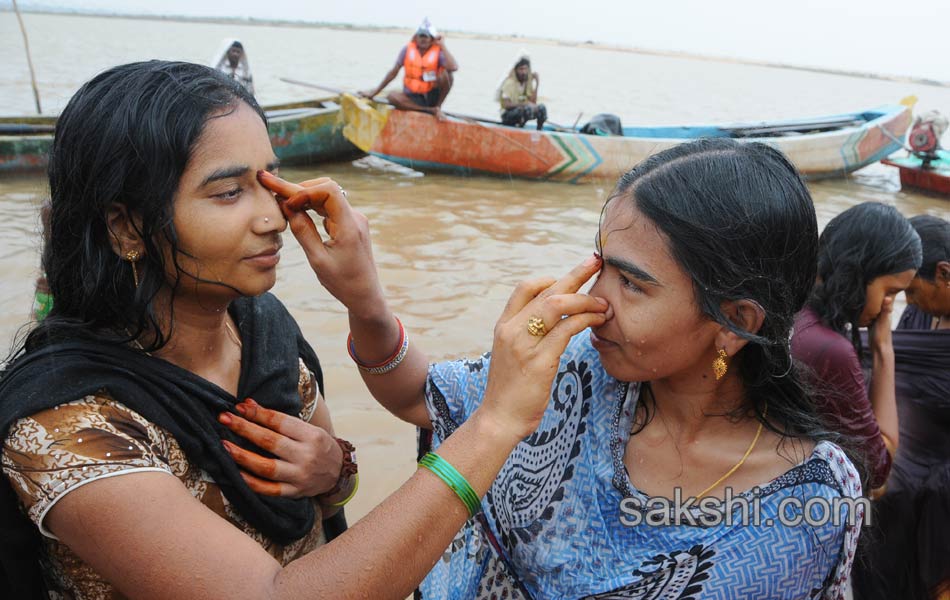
[{"x1": 526, "y1": 316, "x2": 547, "y2": 337}]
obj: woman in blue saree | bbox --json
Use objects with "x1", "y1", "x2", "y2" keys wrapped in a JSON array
[{"x1": 243, "y1": 139, "x2": 864, "y2": 599}]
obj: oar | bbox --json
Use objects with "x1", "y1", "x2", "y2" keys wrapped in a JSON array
[
  {"x1": 279, "y1": 77, "x2": 575, "y2": 132},
  {"x1": 279, "y1": 78, "x2": 503, "y2": 124}
]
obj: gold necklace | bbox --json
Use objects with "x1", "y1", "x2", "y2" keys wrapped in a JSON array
[
  {"x1": 694, "y1": 402, "x2": 768, "y2": 500},
  {"x1": 224, "y1": 320, "x2": 243, "y2": 349}
]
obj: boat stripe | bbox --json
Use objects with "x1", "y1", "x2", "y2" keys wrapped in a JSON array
[
  {"x1": 569, "y1": 135, "x2": 604, "y2": 183},
  {"x1": 548, "y1": 135, "x2": 579, "y2": 178}
]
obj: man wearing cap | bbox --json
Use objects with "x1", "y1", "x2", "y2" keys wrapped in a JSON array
[{"x1": 360, "y1": 19, "x2": 458, "y2": 121}]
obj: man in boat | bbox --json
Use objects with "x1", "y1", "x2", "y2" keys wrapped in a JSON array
[
  {"x1": 211, "y1": 39, "x2": 254, "y2": 96},
  {"x1": 497, "y1": 56, "x2": 546, "y2": 130},
  {"x1": 359, "y1": 19, "x2": 458, "y2": 121}
]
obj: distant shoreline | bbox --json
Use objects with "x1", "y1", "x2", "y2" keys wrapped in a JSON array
[{"x1": 5, "y1": 6, "x2": 949, "y2": 89}]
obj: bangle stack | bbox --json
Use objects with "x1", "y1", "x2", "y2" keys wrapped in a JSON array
[
  {"x1": 418, "y1": 452, "x2": 481, "y2": 517},
  {"x1": 347, "y1": 316, "x2": 409, "y2": 375},
  {"x1": 323, "y1": 437, "x2": 359, "y2": 507},
  {"x1": 328, "y1": 472, "x2": 359, "y2": 508}
]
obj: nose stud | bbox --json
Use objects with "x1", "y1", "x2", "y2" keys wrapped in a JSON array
[{"x1": 263, "y1": 217, "x2": 270, "y2": 223}]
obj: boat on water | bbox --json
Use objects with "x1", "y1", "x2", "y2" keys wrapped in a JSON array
[
  {"x1": 0, "y1": 115, "x2": 55, "y2": 173},
  {"x1": 0, "y1": 96, "x2": 360, "y2": 175},
  {"x1": 882, "y1": 150, "x2": 950, "y2": 196},
  {"x1": 264, "y1": 97, "x2": 361, "y2": 165},
  {"x1": 341, "y1": 94, "x2": 912, "y2": 183}
]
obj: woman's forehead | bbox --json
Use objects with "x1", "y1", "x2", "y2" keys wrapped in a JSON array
[
  {"x1": 599, "y1": 199, "x2": 649, "y2": 248},
  {"x1": 598, "y1": 199, "x2": 677, "y2": 269}
]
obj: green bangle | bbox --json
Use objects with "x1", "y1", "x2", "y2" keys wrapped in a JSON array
[
  {"x1": 328, "y1": 472, "x2": 359, "y2": 508},
  {"x1": 418, "y1": 452, "x2": 481, "y2": 517}
]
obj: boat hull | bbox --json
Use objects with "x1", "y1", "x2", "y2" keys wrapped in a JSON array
[
  {"x1": 0, "y1": 97, "x2": 361, "y2": 175},
  {"x1": 882, "y1": 150, "x2": 950, "y2": 196},
  {"x1": 265, "y1": 99, "x2": 361, "y2": 166},
  {"x1": 341, "y1": 96, "x2": 911, "y2": 183}
]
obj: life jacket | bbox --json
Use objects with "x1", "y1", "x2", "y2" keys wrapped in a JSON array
[{"x1": 403, "y1": 41, "x2": 441, "y2": 94}]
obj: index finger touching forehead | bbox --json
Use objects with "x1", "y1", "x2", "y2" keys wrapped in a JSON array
[{"x1": 257, "y1": 170, "x2": 301, "y2": 197}]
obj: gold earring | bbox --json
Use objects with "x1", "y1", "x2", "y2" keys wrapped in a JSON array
[
  {"x1": 713, "y1": 348, "x2": 729, "y2": 380},
  {"x1": 125, "y1": 250, "x2": 140, "y2": 288}
]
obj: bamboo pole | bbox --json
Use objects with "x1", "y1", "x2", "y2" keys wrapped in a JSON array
[{"x1": 12, "y1": 0, "x2": 42, "y2": 114}]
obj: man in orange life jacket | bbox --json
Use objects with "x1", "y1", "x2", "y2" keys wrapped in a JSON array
[{"x1": 360, "y1": 19, "x2": 458, "y2": 121}]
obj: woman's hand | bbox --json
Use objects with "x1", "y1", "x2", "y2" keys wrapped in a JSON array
[
  {"x1": 218, "y1": 398, "x2": 343, "y2": 498},
  {"x1": 868, "y1": 296, "x2": 895, "y2": 354},
  {"x1": 257, "y1": 172, "x2": 386, "y2": 319},
  {"x1": 477, "y1": 255, "x2": 608, "y2": 442}
]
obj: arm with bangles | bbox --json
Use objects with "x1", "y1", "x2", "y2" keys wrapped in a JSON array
[
  {"x1": 222, "y1": 172, "x2": 606, "y2": 490},
  {"x1": 44, "y1": 394, "x2": 551, "y2": 599},
  {"x1": 266, "y1": 172, "x2": 603, "y2": 432},
  {"x1": 258, "y1": 171, "x2": 447, "y2": 429}
]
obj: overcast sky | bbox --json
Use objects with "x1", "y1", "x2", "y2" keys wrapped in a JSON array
[{"x1": 6, "y1": 0, "x2": 949, "y2": 82}]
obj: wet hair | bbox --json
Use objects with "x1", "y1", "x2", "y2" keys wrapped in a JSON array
[
  {"x1": 514, "y1": 57, "x2": 530, "y2": 69},
  {"x1": 808, "y1": 202, "x2": 922, "y2": 348},
  {"x1": 908, "y1": 214, "x2": 949, "y2": 281},
  {"x1": 20, "y1": 60, "x2": 264, "y2": 355},
  {"x1": 607, "y1": 138, "x2": 845, "y2": 465}
]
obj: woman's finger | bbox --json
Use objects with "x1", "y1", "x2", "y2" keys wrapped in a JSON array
[
  {"x1": 299, "y1": 177, "x2": 332, "y2": 187},
  {"x1": 285, "y1": 187, "x2": 331, "y2": 213},
  {"x1": 236, "y1": 398, "x2": 316, "y2": 443},
  {"x1": 284, "y1": 208, "x2": 330, "y2": 266},
  {"x1": 218, "y1": 411, "x2": 294, "y2": 458},
  {"x1": 222, "y1": 439, "x2": 294, "y2": 482},
  {"x1": 540, "y1": 254, "x2": 602, "y2": 297},
  {"x1": 540, "y1": 311, "x2": 608, "y2": 347},
  {"x1": 284, "y1": 181, "x2": 353, "y2": 223},
  {"x1": 239, "y1": 470, "x2": 296, "y2": 497},
  {"x1": 530, "y1": 293, "x2": 608, "y2": 336},
  {"x1": 257, "y1": 170, "x2": 302, "y2": 198},
  {"x1": 498, "y1": 277, "x2": 557, "y2": 324}
]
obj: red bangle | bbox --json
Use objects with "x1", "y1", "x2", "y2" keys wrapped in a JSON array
[
  {"x1": 347, "y1": 316, "x2": 405, "y2": 368},
  {"x1": 324, "y1": 438, "x2": 358, "y2": 498}
]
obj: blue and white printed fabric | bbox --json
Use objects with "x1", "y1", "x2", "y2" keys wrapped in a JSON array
[{"x1": 418, "y1": 333, "x2": 862, "y2": 600}]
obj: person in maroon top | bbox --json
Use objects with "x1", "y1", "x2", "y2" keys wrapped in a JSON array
[{"x1": 791, "y1": 202, "x2": 921, "y2": 494}]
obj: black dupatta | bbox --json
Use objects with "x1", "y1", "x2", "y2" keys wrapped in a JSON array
[{"x1": 0, "y1": 293, "x2": 326, "y2": 597}]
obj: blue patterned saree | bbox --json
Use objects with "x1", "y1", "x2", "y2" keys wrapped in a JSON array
[{"x1": 418, "y1": 334, "x2": 862, "y2": 600}]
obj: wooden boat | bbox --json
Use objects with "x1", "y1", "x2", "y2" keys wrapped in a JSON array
[
  {"x1": 0, "y1": 96, "x2": 361, "y2": 175},
  {"x1": 0, "y1": 115, "x2": 55, "y2": 173},
  {"x1": 264, "y1": 97, "x2": 361, "y2": 165},
  {"x1": 341, "y1": 94, "x2": 912, "y2": 183},
  {"x1": 882, "y1": 150, "x2": 950, "y2": 196}
]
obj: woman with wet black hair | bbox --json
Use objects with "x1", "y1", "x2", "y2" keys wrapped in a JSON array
[
  {"x1": 300, "y1": 138, "x2": 866, "y2": 598},
  {"x1": 791, "y1": 202, "x2": 922, "y2": 495},
  {"x1": 0, "y1": 60, "x2": 604, "y2": 599},
  {"x1": 854, "y1": 214, "x2": 950, "y2": 600}
]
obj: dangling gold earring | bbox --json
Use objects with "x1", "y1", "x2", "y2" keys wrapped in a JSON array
[
  {"x1": 125, "y1": 250, "x2": 141, "y2": 288},
  {"x1": 713, "y1": 348, "x2": 729, "y2": 380}
]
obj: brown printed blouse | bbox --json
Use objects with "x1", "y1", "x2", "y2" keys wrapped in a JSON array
[{"x1": 1, "y1": 358, "x2": 325, "y2": 600}]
